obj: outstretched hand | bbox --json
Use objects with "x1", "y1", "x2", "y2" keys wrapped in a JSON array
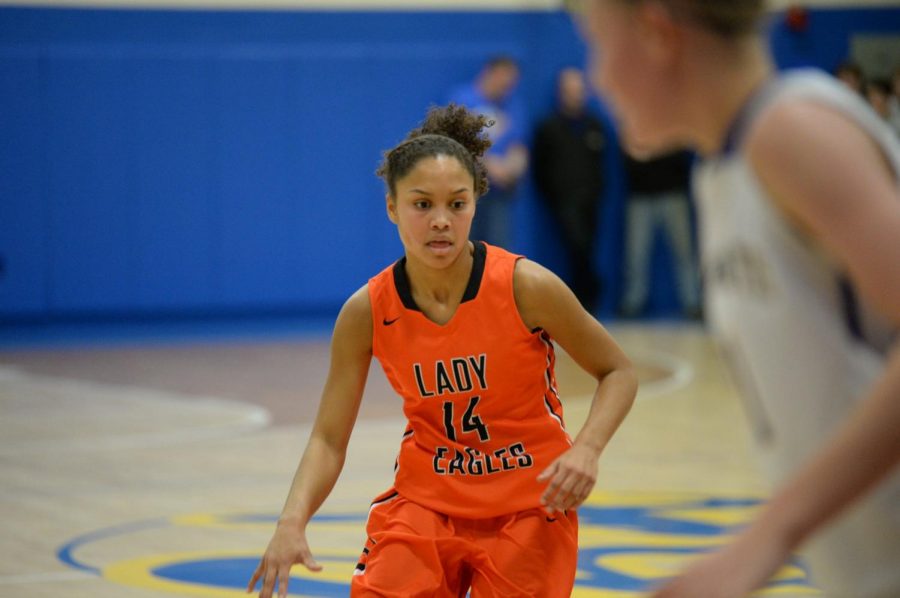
[
  {"x1": 649, "y1": 526, "x2": 792, "y2": 598},
  {"x1": 247, "y1": 522, "x2": 322, "y2": 598},
  {"x1": 537, "y1": 443, "x2": 600, "y2": 513}
]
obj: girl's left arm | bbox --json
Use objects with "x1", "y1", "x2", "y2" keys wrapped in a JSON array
[{"x1": 514, "y1": 259, "x2": 638, "y2": 513}]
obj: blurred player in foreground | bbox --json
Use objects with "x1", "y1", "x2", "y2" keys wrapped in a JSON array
[{"x1": 582, "y1": 1, "x2": 900, "y2": 596}]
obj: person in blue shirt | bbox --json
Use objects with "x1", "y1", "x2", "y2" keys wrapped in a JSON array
[{"x1": 447, "y1": 55, "x2": 529, "y2": 249}]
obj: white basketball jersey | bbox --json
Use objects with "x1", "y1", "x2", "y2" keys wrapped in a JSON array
[{"x1": 694, "y1": 69, "x2": 900, "y2": 597}]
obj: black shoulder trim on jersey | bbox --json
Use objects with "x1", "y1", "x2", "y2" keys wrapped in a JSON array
[
  {"x1": 721, "y1": 77, "x2": 776, "y2": 157},
  {"x1": 392, "y1": 241, "x2": 487, "y2": 311},
  {"x1": 460, "y1": 240, "x2": 487, "y2": 304},
  {"x1": 392, "y1": 257, "x2": 419, "y2": 311},
  {"x1": 369, "y1": 491, "x2": 399, "y2": 507},
  {"x1": 837, "y1": 275, "x2": 863, "y2": 342}
]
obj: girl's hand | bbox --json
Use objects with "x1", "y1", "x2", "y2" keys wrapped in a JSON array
[
  {"x1": 537, "y1": 443, "x2": 600, "y2": 513},
  {"x1": 247, "y1": 521, "x2": 322, "y2": 598}
]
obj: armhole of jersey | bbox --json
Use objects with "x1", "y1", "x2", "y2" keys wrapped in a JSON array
[
  {"x1": 739, "y1": 93, "x2": 844, "y2": 260},
  {"x1": 509, "y1": 256, "x2": 543, "y2": 338},
  {"x1": 367, "y1": 278, "x2": 382, "y2": 359},
  {"x1": 793, "y1": 92, "x2": 900, "y2": 185}
]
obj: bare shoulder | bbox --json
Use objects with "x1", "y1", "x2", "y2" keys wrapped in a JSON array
[
  {"x1": 745, "y1": 98, "x2": 895, "y2": 226},
  {"x1": 513, "y1": 258, "x2": 581, "y2": 331},
  {"x1": 342, "y1": 284, "x2": 372, "y2": 319},
  {"x1": 746, "y1": 97, "x2": 900, "y2": 321},
  {"x1": 333, "y1": 284, "x2": 373, "y2": 352},
  {"x1": 746, "y1": 97, "x2": 861, "y2": 152},
  {"x1": 513, "y1": 258, "x2": 566, "y2": 304}
]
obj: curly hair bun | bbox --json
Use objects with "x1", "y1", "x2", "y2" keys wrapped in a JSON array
[
  {"x1": 377, "y1": 104, "x2": 493, "y2": 197},
  {"x1": 410, "y1": 104, "x2": 493, "y2": 161}
]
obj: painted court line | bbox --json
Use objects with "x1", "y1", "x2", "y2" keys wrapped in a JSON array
[
  {"x1": 0, "y1": 366, "x2": 271, "y2": 455},
  {"x1": 632, "y1": 350, "x2": 695, "y2": 400},
  {"x1": 0, "y1": 571, "x2": 96, "y2": 585}
]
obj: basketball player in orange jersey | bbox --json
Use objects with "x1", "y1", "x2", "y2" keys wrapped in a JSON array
[
  {"x1": 247, "y1": 104, "x2": 638, "y2": 598},
  {"x1": 582, "y1": 1, "x2": 900, "y2": 597}
]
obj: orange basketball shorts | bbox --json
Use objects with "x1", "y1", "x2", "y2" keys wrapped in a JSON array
[{"x1": 350, "y1": 489, "x2": 578, "y2": 597}]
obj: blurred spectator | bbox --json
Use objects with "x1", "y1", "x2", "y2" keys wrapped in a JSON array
[
  {"x1": 834, "y1": 61, "x2": 865, "y2": 95},
  {"x1": 620, "y1": 148, "x2": 701, "y2": 319},
  {"x1": 448, "y1": 56, "x2": 528, "y2": 248},
  {"x1": 533, "y1": 67, "x2": 606, "y2": 312},
  {"x1": 865, "y1": 78, "x2": 897, "y2": 133},
  {"x1": 865, "y1": 79, "x2": 891, "y2": 117}
]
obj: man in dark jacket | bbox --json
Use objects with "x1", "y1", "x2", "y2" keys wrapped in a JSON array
[{"x1": 533, "y1": 68, "x2": 606, "y2": 312}]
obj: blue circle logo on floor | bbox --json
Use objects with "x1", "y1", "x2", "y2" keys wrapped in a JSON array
[{"x1": 57, "y1": 494, "x2": 820, "y2": 596}]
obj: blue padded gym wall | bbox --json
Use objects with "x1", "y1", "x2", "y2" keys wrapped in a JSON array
[{"x1": 1, "y1": 5, "x2": 897, "y2": 327}]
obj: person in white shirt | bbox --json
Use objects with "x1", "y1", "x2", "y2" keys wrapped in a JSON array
[{"x1": 582, "y1": 1, "x2": 900, "y2": 596}]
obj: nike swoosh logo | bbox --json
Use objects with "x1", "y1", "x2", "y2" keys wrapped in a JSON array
[{"x1": 383, "y1": 317, "x2": 400, "y2": 326}]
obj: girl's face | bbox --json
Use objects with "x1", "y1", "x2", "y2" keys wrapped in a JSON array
[
  {"x1": 387, "y1": 155, "x2": 476, "y2": 269},
  {"x1": 585, "y1": 0, "x2": 683, "y2": 151}
]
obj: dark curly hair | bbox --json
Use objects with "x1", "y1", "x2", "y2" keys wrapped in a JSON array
[{"x1": 377, "y1": 104, "x2": 493, "y2": 198}]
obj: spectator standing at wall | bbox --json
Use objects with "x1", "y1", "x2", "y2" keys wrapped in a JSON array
[
  {"x1": 447, "y1": 56, "x2": 529, "y2": 248},
  {"x1": 834, "y1": 60, "x2": 865, "y2": 96},
  {"x1": 865, "y1": 77, "x2": 900, "y2": 138},
  {"x1": 533, "y1": 67, "x2": 607, "y2": 312},
  {"x1": 620, "y1": 149, "x2": 701, "y2": 319}
]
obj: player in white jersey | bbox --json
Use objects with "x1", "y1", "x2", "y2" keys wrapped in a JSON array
[{"x1": 583, "y1": 1, "x2": 900, "y2": 597}]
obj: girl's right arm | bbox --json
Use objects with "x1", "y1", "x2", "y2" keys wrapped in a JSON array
[{"x1": 248, "y1": 285, "x2": 373, "y2": 598}]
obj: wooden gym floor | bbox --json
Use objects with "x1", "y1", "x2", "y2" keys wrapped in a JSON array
[{"x1": 0, "y1": 322, "x2": 823, "y2": 596}]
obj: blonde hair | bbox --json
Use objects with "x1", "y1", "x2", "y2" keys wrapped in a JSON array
[{"x1": 623, "y1": 0, "x2": 766, "y2": 36}]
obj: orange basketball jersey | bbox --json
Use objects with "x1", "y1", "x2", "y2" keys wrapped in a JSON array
[{"x1": 367, "y1": 241, "x2": 572, "y2": 519}]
